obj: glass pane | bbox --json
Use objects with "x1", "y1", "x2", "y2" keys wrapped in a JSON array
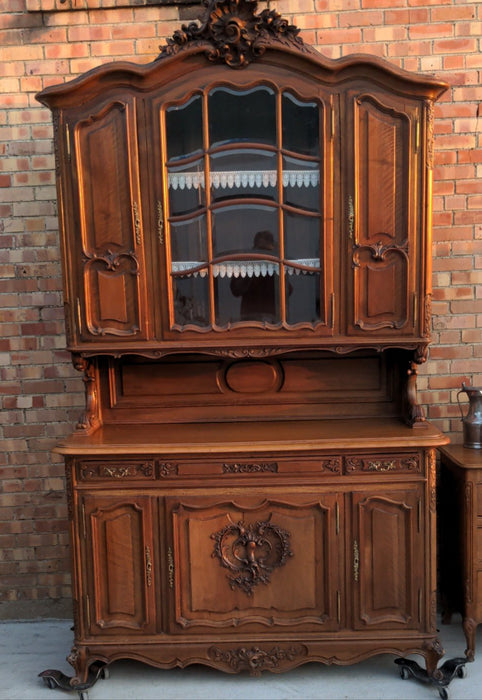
[
  {"x1": 285, "y1": 271, "x2": 321, "y2": 325},
  {"x1": 284, "y1": 211, "x2": 321, "y2": 264},
  {"x1": 283, "y1": 156, "x2": 320, "y2": 212},
  {"x1": 168, "y1": 159, "x2": 206, "y2": 215},
  {"x1": 172, "y1": 276, "x2": 209, "y2": 328},
  {"x1": 282, "y1": 93, "x2": 320, "y2": 156},
  {"x1": 212, "y1": 205, "x2": 278, "y2": 258},
  {"x1": 218, "y1": 268, "x2": 280, "y2": 325},
  {"x1": 170, "y1": 216, "x2": 207, "y2": 272},
  {"x1": 165, "y1": 94, "x2": 203, "y2": 161},
  {"x1": 210, "y1": 149, "x2": 277, "y2": 203},
  {"x1": 209, "y1": 87, "x2": 276, "y2": 148}
]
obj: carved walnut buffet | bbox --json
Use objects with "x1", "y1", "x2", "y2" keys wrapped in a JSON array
[{"x1": 37, "y1": 0, "x2": 452, "y2": 695}]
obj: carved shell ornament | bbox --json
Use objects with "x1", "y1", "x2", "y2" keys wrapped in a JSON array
[{"x1": 158, "y1": 0, "x2": 306, "y2": 69}]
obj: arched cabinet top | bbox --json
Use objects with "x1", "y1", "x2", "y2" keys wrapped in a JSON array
[{"x1": 36, "y1": 0, "x2": 447, "y2": 109}]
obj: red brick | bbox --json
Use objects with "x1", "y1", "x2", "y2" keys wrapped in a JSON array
[{"x1": 0, "y1": 0, "x2": 481, "y2": 615}]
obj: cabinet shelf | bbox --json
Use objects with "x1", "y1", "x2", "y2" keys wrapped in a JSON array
[
  {"x1": 171, "y1": 258, "x2": 321, "y2": 278},
  {"x1": 168, "y1": 170, "x2": 320, "y2": 190}
]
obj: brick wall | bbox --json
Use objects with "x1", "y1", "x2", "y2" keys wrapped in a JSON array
[{"x1": 0, "y1": 0, "x2": 480, "y2": 618}]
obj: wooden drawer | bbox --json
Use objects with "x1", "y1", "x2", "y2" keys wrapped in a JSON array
[
  {"x1": 171, "y1": 456, "x2": 342, "y2": 479},
  {"x1": 76, "y1": 453, "x2": 422, "y2": 483}
]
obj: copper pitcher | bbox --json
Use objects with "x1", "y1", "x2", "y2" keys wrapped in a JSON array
[{"x1": 457, "y1": 383, "x2": 482, "y2": 449}]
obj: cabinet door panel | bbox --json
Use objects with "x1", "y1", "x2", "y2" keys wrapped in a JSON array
[
  {"x1": 167, "y1": 495, "x2": 341, "y2": 632},
  {"x1": 346, "y1": 90, "x2": 421, "y2": 336},
  {"x1": 351, "y1": 488, "x2": 424, "y2": 630},
  {"x1": 70, "y1": 97, "x2": 148, "y2": 341},
  {"x1": 82, "y1": 494, "x2": 156, "y2": 634}
]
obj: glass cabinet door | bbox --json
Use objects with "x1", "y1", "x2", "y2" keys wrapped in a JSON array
[{"x1": 162, "y1": 84, "x2": 327, "y2": 333}]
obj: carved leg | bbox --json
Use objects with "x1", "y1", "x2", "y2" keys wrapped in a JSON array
[
  {"x1": 424, "y1": 638, "x2": 445, "y2": 677},
  {"x1": 463, "y1": 617, "x2": 477, "y2": 661}
]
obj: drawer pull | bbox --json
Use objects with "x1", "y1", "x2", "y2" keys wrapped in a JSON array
[{"x1": 367, "y1": 460, "x2": 396, "y2": 472}]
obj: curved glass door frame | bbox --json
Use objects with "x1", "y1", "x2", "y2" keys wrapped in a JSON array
[{"x1": 162, "y1": 81, "x2": 329, "y2": 334}]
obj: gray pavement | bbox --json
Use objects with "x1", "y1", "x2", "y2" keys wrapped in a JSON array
[{"x1": 0, "y1": 617, "x2": 481, "y2": 699}]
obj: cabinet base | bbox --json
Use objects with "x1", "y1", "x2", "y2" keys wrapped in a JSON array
[{"x1": 38, "y1": 637, "x2": 451, "y2": 696}]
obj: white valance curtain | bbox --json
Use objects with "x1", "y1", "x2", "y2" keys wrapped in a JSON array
[
  {"x1": 171, "y1": 259, "x2": 321, "y2": 278},
  {"x1": 168, "y1": 170, "x2": 320, "y2": 190}
]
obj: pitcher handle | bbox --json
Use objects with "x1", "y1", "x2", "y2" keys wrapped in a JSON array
[{"x1": 457, "y1": 384, "x2": 468, "y2": 420}]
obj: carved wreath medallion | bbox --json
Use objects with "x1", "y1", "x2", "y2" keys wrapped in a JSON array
[
  {"x1": 158, "y1": 0, "x2": 305, "y2": 69},
  {"x1": 211, "y1": 518, "x2": 292, "y2": 595}
]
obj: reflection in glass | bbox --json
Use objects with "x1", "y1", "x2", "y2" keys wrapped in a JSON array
[
  {"x1": 285, "y1": 271, "x2": 321, "y2": 325},
  {"x1": 170, "y1": 216, "x2": 207, "y2": 269},
  {"x1": 227, "y1": 230, "x2": 280, "y2": 324},
  {"x1": 284, "y1": 211, "x2": 321, "y2": 263},
  {"x1": 168, "y1": 159, "x2": 205, "y2": 215},
  {"x1": 282, "y1": 93, "x2": 320, "y2": 156},
  {"x1": 212, "y1": 205, "x2": 278, "y2": 258},
  {"x1": 165, "y1": 95, "x2": 203, "y2": 161},
  {"x1": 209, "y1": 87, "x2": 276, "y2": 147},
  {"x1": 210, "y1": 150, "x2": 277, "y2": 202},
  {"x1": 282, "y1": 156, "x2": 320, "y2": 212},
  {"x1": 173, "y1": 276, "x2": 209, "y2": 328}
]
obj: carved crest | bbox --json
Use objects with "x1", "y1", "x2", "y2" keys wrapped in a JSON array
[
  {"x1": 211, "y1": 518, "x2": 292, "y2": 594},
  {"x1": 158, "y1": 0, "x2": 306, "y2": 69}
]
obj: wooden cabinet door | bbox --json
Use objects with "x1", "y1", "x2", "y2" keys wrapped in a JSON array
[
  {"x1": 81, "y1": 494, "x2": 157, "y2": 635},
  {"x1": 351, "y1": 487, "x2": 425, "y2": 630},
  {"x1": 166, "y1": 494, "x2": 342, "y2": 633},
  {"x1": 344, "y1": 88, "x2": 424, "y2": 337},
  {"x1": 145, "y1": 69, "x2": 335, "y2": 343},
  {"x1": 65, "y1": 94, "x2": 149, "y2": 343}
]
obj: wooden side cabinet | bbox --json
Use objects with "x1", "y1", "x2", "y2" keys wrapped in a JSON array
[{"x1": 439, "y1": 444, "x2": 482, "y2": 660}]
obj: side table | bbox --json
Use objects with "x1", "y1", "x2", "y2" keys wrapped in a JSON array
[{"x1": 439, "y1": 444, "x2": 482, "y2": 660}]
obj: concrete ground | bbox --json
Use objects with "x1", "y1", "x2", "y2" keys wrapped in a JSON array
[{"x1": 0, "y1": 617, "x2": 481, "y2": 700}]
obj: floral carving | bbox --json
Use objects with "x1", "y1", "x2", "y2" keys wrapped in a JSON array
[
  {"x1": 345, "y1": 455, "x2": 420, "y2": 473},
  {"x1": 208, "y1": 644, "x2": 307, "y2": 676},
  {"x1": 321, "y1": 458, "x2": 341, "y2": 473},
  {"x1": 158, "y1": 462, "x2": 179, "y2": 477},
  {"x1": 80, "y1": 461, "x2": 154, "y2": 480},
  {"x1": 211, "y1": 518, "x2": 293, "y2": 595},
  {"x1": 158, "y1": 0, "x2": 305, "y2": 69},
  {"x1": 222, "y1": 462, "x2": 278, "y2": 473}
]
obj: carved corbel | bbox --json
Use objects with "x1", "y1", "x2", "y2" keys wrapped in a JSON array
[
  {"x1": 72, "y1": 355, "x2": 101, "y2": 435},
  {"x1": 404, "y1": 359, "x2": 426, "y2": 427}
]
